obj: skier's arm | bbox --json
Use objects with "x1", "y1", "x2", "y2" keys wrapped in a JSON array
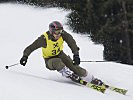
[
  {"x1": 20, "y1": 34, "x2": 46, "y2": 66},
  {"x1": 62, "y1": 31, "x2": 80, "y2": 65},
  {"x1": 62, "y1": 31, "x2": 79, "y2": 55},
  {"x1": 23, "y1": 35, "x2": 46, "y2": 57}
]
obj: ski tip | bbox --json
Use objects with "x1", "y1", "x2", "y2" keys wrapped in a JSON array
[
  {"x1": 109, "y1": 86, "x2": 128, "y2": 95},
  {"x1": 122, "y1": 90, "x2": 128, "y2": 95}
]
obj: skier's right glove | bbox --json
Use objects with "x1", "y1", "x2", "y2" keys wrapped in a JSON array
[{"x1": 20, "y1": 56, "x2": 28, "y2": 66}]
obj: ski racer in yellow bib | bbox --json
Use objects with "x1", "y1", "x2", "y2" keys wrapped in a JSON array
[
  {"x1": 20, "y1": 21, "x2": 104, "y2": 86},
  {"x1": 42, "y1": 32, "x2": 64, "y2": 58}
]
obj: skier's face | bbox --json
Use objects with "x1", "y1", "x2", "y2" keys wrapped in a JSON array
[
  {"x1": 53, "y1": 29, "x2": 62, "y2": 40},
  {"x1": 55, "y1": 29, "x2": 62, "y2": 34}
]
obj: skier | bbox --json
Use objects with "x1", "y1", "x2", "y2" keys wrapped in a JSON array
[{"x1": 20, "y1": 21, "x2": 103, "y2": 85}]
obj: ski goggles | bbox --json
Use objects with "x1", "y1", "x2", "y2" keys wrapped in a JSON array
[{"x1": 53, "y1": 29, "x2": 63, "y2": 35}]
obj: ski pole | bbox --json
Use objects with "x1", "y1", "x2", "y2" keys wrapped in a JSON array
[
  {"x1": 80, "y1": 61, "x2": 123, "y2": 64},
  {"x1": 80, "y1": 61, "x2": 112, "y2": 62},
  {"x1": 5, "y1": 63, "x2": 20, "y2": 69}
]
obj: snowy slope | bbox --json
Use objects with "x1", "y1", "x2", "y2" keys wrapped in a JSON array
[{"x1": 0, "y1": 3, "x2": 133, "y2": 100}]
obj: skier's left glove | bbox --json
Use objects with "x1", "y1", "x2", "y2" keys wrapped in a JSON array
[{"x1": 73, "y1": 54, "x2": 80, "y2": 65}]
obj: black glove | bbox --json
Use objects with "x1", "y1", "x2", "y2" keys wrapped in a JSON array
[
  {"x1": 20, "y1": 56, "x2": 28, "y2": 66},
  {"x1": 73, "y1": 54, "x2": 80, "y2": 65}
]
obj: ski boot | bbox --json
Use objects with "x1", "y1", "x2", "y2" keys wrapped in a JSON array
[
  {"x1": 91, "y1": 78, "x2": 104, "y2": 86},
  {"x1": 59, "y1": 67, "x2": 81, "y2": 82},
  {"x1": 91, "y1": 78, "x2": 109, "y2": 88},
  {"x1": 69, "y1": 73, "x2": 81, "y2": 83},
  {"x1": 59, "y1": 67, "x2": 73, "y2": 78}
]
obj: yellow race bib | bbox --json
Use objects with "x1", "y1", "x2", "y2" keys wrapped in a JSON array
[{"x1": 42, "y1": 32, "x2": 64, "y2": 58}]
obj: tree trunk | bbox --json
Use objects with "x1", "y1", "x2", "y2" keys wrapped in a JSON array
[{"x1": 122, "y1": 0, "x2": 132, "y2": 64}]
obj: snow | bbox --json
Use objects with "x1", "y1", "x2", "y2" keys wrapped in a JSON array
[{"x1": 0, "y1": 3, "x2": 133, "y2": 100}]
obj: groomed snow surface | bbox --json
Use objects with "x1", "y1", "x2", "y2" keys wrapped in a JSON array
[{"x1": 0, "y1": 3, "x2": 133, "y2": 100}]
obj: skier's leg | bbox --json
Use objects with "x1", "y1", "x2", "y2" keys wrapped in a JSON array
[
  {"x1": 44, "y1": 57, "x2": 72, "y2": 78},
  {"x1": 82, "y1": 71, "x2": 104, "y2": 85},
  {"x1": 44, "y1": 56, "x2": 103, "y2": 85},
  {"x1": 58, "y1": 51, "x2": 87, "y2": 77},
  {"x1": 44, "y1": 57, "x2": 65, "y2": 71},
  {"x1": 81, "y1": 71, "x2": 94, "y2": 82},
  {"x1": 58, "y1": 52, "x2": 104, "y2": 85}
]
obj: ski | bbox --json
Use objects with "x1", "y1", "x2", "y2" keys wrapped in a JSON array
[
  {"x1": 104, "y1": 84, "x2": 128, "y2": 95},
  {"x1": 79, "y1": 80, "x2": 128, "y2": 95},
  {"x1": 79, "y1": 79, "x2": 106, "y2": 93},
  {"x1": 70, "y1": 76, "x2": 106, "y2": 93},
  {"x1": 69, "y1": 74, "x2": 127, "y2": 95}
]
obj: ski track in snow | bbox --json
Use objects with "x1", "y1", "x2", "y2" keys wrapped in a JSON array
[{"x1": 0, "y1": 3, "x2": 133, "y2": 100}]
